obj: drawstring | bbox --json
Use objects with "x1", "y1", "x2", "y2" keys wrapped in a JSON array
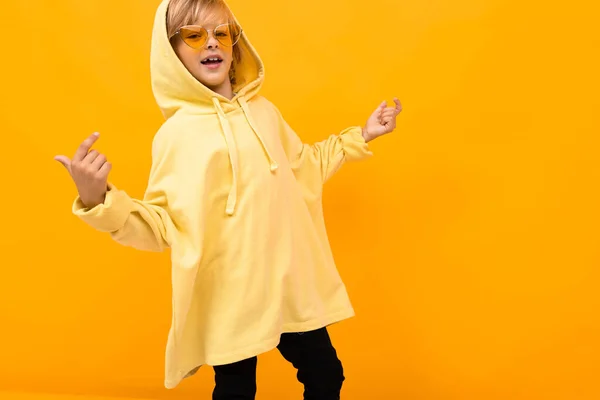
[
  {"x1": 238, "y1": 96, "x2": 279, "y2": 172},
  {"x1": 212, "y1": 97, "x2": 239, "y2": 216},
  {"x1": 211, "y1": 95, "x2": 278, "y2": 217}
]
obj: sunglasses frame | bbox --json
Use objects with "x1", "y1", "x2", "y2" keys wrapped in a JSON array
[{"x1": 170, "y1": 23, "x2": 243, "y2": 49}]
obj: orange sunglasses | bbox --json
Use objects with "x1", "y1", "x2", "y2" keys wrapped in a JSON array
[{"x1": 170, "y1": 23, "x2": 242, "y2": 49}]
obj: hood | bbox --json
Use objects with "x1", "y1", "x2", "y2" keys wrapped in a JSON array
[
  {"x1": 150, "y1": 0, "x2": 265, "y2": 118},
  {"x1": 149, "y1": 0, "x2": 278, "y2": 217}
]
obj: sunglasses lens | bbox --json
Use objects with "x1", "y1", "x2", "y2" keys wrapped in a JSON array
[
  {"x1": 215, "y1": 24, "x2": 241, "y2": 46},
  {"x1": 180, "y1": 27, "x2": 208, "y2": 48}
]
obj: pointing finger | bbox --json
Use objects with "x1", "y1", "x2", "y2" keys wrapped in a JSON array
[{"x1": 73, "y1": 132, "x2": 100, "y2": 162}]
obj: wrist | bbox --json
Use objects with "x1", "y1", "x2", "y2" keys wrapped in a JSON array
[
  {"x1": 81, "y1": 194, "x2": 106, "y2": 209},
  {"x1": 362, "y1": 127, "x2": 372, "y2": 143}
]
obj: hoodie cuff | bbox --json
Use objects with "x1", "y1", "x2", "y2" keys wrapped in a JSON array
[
  {"x1": 72, "y1": 183, "x2": 135, "y2": 233},
  {"x1": 340, "y1": 126, "x2": 373, "y2": 162}
]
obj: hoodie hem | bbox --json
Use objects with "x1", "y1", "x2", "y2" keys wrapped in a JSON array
[{"x1": 163, "y1": 306, "x2": 355, "y2": 389}]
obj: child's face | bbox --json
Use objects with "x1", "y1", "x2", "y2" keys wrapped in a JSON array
[{"x1": 172, "y1": 19, "x2": 235, "y2": 94}]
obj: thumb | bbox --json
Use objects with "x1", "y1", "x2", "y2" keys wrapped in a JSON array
[
  {"x1": 372, "y1": 101, "x2": 387, "y2": 118},
  {"x1": 54, "y1": 155, "x2": 72, "y2": 174}
]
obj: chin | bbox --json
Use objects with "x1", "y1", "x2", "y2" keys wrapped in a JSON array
[
  {"x1": 191, "y1": 67, "x2": 227, "y2": 87},
  {"x1": 202, "y1": 77, "x2": 228, "y2": 89}
]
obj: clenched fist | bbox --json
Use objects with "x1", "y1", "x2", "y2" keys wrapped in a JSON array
[{"x1": 55, "y1": 132, "x2": 112, "y2": 209}]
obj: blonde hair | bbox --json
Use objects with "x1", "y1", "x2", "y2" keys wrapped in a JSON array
[{"x1": 166, "y1": 0, "x2": 242, "y2": 83}]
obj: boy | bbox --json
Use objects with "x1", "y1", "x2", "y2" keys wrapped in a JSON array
[{"x1": 55, "y1": 0, "x2": 402, "y2": 399}]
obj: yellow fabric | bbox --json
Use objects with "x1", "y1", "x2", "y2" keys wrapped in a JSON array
[{"x1": 71, "y1": 0, "x2": 372, "y2": 389}]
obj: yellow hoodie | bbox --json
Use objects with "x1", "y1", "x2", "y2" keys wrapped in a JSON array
[{"x1": 72, "y1": 0, "x2": 372, "y2": 389}]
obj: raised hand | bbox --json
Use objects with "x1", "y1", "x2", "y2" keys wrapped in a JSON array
[
  {"x1": 362, "y1": 98, "x2": 403, "y2": 143},
  {"x1": 55, "y1": 132, "x2": 112, "y2": 208}
]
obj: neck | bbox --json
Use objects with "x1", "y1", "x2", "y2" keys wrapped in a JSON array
[{"x1": 211, "y1": 80, "x2": 234, "y2": 100}]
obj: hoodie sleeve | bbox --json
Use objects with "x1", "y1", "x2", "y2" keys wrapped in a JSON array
[
  {"x1": 274, "y1": 106, "x2": 373, "y2": 184},
  {"x1": 71, "y1": 129, "x2": 176, "y2": 252}
]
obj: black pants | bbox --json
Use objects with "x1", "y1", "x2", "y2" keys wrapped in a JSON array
[{"x1": 213, "y1": 327, "x2": 345, "y2": 400}]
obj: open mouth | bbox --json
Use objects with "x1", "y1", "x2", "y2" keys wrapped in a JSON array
[{"x1": 201, "y1": 57, "x2": 223, "y2": 65}]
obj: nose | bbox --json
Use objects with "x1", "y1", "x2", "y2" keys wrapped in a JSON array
[{"x1": 206, "y1": 33, "x2": 220, "y2": 49}]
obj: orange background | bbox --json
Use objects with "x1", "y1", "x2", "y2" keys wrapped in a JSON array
[{"x1": 1, "y1": 0, "x2": 600, "y2": 399}]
